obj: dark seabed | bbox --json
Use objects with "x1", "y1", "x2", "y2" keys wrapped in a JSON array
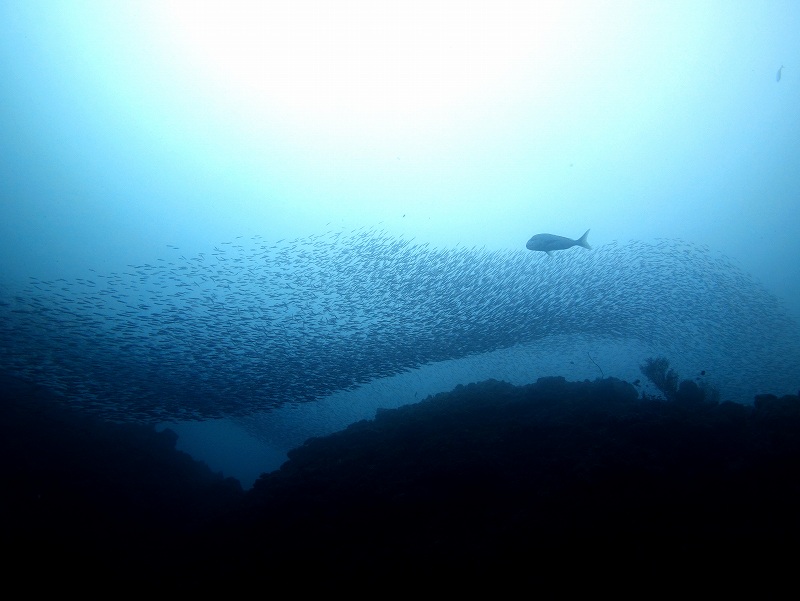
[{"x1": 3, "y1": 369, "x2": 800, "y2": 588}]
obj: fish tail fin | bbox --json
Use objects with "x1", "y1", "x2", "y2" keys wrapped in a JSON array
[{"x1": 578, "y1": 229, "x2": 591, "y2": 250}]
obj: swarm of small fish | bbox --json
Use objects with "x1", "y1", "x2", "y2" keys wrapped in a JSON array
[{"x1": 1, "y1": 228, "x2": 798, "y2": 422}]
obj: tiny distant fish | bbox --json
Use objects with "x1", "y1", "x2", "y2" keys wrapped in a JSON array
[
  {"x1": 777, "y1": 65, "x2": 784, "y2": 82},
  {"x1": 526, "y1": 229, "x2": 591, "y2": 256}
]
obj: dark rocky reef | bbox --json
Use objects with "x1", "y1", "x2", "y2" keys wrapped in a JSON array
[
  {"x1": 0, "y1": 373, "x2": 243, "y2": 585},
  {"x1": 217, "y1": 377, "x2": 800, "y2": 579},
  {"x1": 3, "y1": 370, "x2": 800, "y2": 587}
]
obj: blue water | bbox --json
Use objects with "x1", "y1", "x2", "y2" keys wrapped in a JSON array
[{"x1": 2, "y1": 1, "x2": 799, "y2": 487}]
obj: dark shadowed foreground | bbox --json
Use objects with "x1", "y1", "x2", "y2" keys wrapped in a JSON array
[{"x1": 3, "y1": 371, "x2": 799, "y2": 587}]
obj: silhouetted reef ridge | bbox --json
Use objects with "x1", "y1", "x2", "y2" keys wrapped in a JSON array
[
  {"x1": 217, "y1": 372, "x2": 800, "y2": 581},
  {"x1": 3, "y1": 369, "x2": 800, "y2": 585}
]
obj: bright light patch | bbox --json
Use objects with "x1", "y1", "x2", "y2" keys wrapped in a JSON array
[{"x1": 150, "y1": 0, "x2": 569, "y2": 139}]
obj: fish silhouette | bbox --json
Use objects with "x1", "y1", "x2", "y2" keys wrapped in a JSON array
[{"x1": 526, "y1": 230, "x2": 591, "y2": 256}]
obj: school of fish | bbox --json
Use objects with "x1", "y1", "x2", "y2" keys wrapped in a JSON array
[{"x1": 1, "y1": 227, "x2": 799, "y2": 423}]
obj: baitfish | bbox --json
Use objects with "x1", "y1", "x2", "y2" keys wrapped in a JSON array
[{"x1": 777, "y1": 65, "x2": 784, "y2": 82}]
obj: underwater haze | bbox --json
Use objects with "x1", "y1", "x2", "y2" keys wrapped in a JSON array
[{"x1": 2, "y1": 1, "x2": 800, "y2": 487}]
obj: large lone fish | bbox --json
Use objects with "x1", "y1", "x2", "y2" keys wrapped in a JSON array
[{"x1": 526, "y1": 229, "x2": 591, "y2": 256}]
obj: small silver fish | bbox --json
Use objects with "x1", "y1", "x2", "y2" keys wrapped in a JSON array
[
  {"x1": 777, "y1": 65, "x2": 784, "y2": 82},
  {"x1": 526, "y1": 229, "x2": 591, "y2": 256}
]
